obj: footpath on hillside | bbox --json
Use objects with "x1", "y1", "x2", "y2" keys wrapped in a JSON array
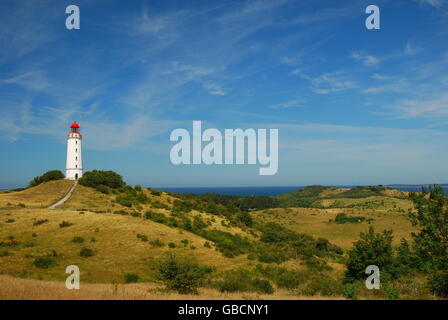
[{"x1": 47, "y1": 180, "x2": 78, "y2": 209}]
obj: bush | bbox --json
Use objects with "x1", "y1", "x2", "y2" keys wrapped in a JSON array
[
  {"x1": 430, "y1": 272, "x2": 448, "y2": 298},
  {"x1": 216, "y1": 269, "x2": 274, "y2": 294},
  {"x1": 80, "y1": 247, "x2": 95, "y2": 257},
  {"x1": 79, "y1": 170, "x2": 125, "y2": 190},
  {"x1": 304, "y1": 275, "x2": 344, "y2": 296},
  {"x1": 95, "y1": 184, "x2": 110, "y2": 194},
  {"x1": 150, "y1": 189, "x2": 161, "y2": 196},
  {"x1": 0, "y1": 251, "x2": 12, "y2": 257},
  {"x1": 168, "y1": 242, "x2": 176, "y2": 248},
  {"x1": 116, "y1": 196, "x2": 133, "y2": 207},
  {"x1": 251, "y1": 279, "x2": 274, "y2": 294},
  {"x1": 72, "y1": 236, "x2": 85, "y2": 243},
  {"x1": 59, "y1": 221, "x2": 74, "y2": 228},
  {"x1": 237, "y1": 212, "x2": 253, "y2": 227},
  {"x1": 384, "y1": 287, "x2": 400, "y2": 300},
  {"x1": 29, "y1": 170, "x2": 64, "y2": 187},
  {"x1": 334, "y1": 213, "x2": 365, "y2": 224},
  {"x1": 149, "y1": 238, "x2": 165, "y2": 247},
  {"x1": 33, "y1": 257, "x2": 55, "y2": 269},
  {"x1": 256, "y1": 265, "x2": 305, "y2": 290},
  {"x1": 33, "y1": 219, "x2": 48, "y2": 226},
  {"x1": 343, "y1": 283, "x2": 358, "y2": 300},
  {"x1": 124, "y1": 273, "x2": 139, "y2": 283},
  {"x1": 137, "y1": 234, "x2": 148, "y2": 242},
  {"x1": 156, "y1": 253, "x2": 213, "y2": 294}
]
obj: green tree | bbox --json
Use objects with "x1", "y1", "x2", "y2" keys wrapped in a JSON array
[
  {"x1": 29, "y1": 170, "x2": 64, "y2": 187},
  {"x1": 156, "y1": 253, "x2": 213, "y2": 294},
  {"x1": 345, "y1": 227, "x2": 397, "y2": 282},
  {"x1": 409, "y1": 185, "x2": 448, "y2": 297}
]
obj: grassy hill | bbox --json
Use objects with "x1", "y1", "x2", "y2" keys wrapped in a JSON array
[{"x1": 0, "y1": 181, "x2": 433, "y2": 300}]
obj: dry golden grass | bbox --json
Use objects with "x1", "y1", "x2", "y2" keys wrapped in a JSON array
[
  {"x1": 0, "y1": 180, "x2": 73, "y2": 208},
  {"x1": 254, "y1": 206, "x2": 416, "y2": 249},
  {"x1": 0, "y1": 206, "x2": 253, "y2": 283},
  {"x1": 0, "y1": 275, "x2": 344, "y2": 300},
  {"x1": 0, "y1": 181, "x2": 423, "y2": 300},
  {"x1": 61, "y1": 184, "x2": 252, "y2": 238}
]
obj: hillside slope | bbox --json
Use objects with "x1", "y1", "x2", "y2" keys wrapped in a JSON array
[{"x1": 0, "y1": 181, "x2": 426, "y2": 299}]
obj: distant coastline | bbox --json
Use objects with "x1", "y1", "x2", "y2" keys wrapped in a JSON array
[
  {"x1": 3, "y1": 184, "x2": 447, "y2": 197},
  {"x1": 158, "y1": 184, "x2": 448, "y2": 196}
]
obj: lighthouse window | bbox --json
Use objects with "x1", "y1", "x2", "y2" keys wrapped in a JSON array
[
  {"x1": 76, "y1": 141, "x2": 77, "y2": 144},
  {"x1": 76, "y1": 148, "x2": 77, "y2": 152},
  {"x1": 76, "y1": 156, "x2": 77, "y2": 160},
  {"x1": 76, "y1": 165, "x2": 77, "y2": 168}
]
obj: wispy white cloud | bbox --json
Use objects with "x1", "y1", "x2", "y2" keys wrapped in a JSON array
[
  {"x1": 271, "y1": 99, "x2": 302, "y2": 108},
  {"x1": 1, "y1": 71, "x2": 50, "y2": 91},
  {"x1": 311, "y1": 73, "x2": 355, "y2": 94},
  {"x1": 394, "y1": 94, "x2": 448, "y2": 119},
  {"x1": 351, "y1": 52, "x2": 380, "y2": 67},
  {"x1": 415, "y1": 0, "x2": 446, "y2": 7},
  {"x1": 203, "y1": 82, "x2": 227, "y2": 96}
]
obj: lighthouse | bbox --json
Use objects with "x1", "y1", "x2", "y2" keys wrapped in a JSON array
[{"x1": 66, "y1": 121, "x2": 83, "y2": 180}]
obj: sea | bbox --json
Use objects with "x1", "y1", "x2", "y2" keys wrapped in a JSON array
[{"x1": 158, "y1": 185, "x2": 448, "y2": 197}]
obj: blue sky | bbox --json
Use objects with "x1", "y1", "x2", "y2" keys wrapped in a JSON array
[{"x1": 1, "y1": 0, "x2": 448, "y2": 188}]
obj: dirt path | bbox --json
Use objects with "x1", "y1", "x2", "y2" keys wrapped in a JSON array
[{"x1": 47, "y1": 180, "x2": 78, "y2": 209}]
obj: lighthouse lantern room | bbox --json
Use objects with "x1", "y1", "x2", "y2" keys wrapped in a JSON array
[{"x1": 66, "y1": 121, "x2": 83, "y2": 180}]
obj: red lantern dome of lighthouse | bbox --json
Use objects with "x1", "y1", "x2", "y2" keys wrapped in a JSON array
[
  {"x1": 70, "y1": 121, "x2": 80, "y2": 129},
  {"x1": 68, "y1": 121, "x2": 81, "y2": 136}
]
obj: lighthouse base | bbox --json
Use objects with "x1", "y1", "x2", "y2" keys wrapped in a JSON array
[{"x1": 66, "y1": 169, "x2": 83, "y2": 180}]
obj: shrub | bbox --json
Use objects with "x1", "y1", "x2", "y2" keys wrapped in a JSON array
[
  {"x1": 0, "y1": 251, "x2": 12, "y2": 257},
  {"x1": 149, "y1": 238, "x2": 165, "y2": 247},
  {"x1": 168, "y1": 242, "x2": 176, "y2": 248},
  {"x1": 304, "y1": 275, "x2": 344, "y2": 296},
  {"x1": 256, "y1": 265, "x2": 306, "y2": 290},
  {"x1": 384, "y1": 287, "x2": 400, "y2": 300},
  {"x1": 150, "y1": 189, "x2": 161, "y2": 196},
  {"x1": 251, "y1": 279, "x2": 274, "y2": 294},
  {"x1": 257, "y1": 251, "x2": 288, "y2": 264},
  {"x1": 343, "y1": 283, "x2": 358, "y2": 300},
  {"x1": 134, "y1": 185, "x2": 142, "y2": 191},
  {"x1": 5, "y1": 219, "x2": 15, "y2": 223},
  {"x1": 237, "y1": 212, "x2": 253, "y2": 227},
  {"x1": 72, "y1": 236, "x2": 85, "y2": 243},
  {"x1": 33, "y1": 257, "x2": 55, "y2": 269},
  {"x1": 156, "y1": 253, "x2": 213, "y2": 294},
  {"x1": 124, "y1": 273, "x2": 139, "y2": 283},
  {"x1": 334, "y1": 213, "x2": 365, "y2": 224},
  {"x1": 145, "y1": 211, "x2": 168, "y2": 223},
  {"x1": 79, "y1": 170, "x2": 125, "y2": 190},
  {"x1": 80, "y1": 247, "x2": 95, "y2": 257},
  {"x1": 216, "y1": 270, "x2": 274, "y2": 294},
  {"x1": 137, "y1": 234, "x2": 148, "y2": 242},
  {"x1": 59, "y1": 221, "x2": 74, "y2": 228},
  {"x1": 95, "y1": 184, "x2": 110, "y2": 194},
  {"x1": 192, "y1": 216, "x2": 208, "y2": 230},
  {"x1": 116, "y1": 196, "x2": 133, "y2": 207},
  {"x1": 29, "y1": 170, "x2": 64, "y2": 187},
  {"x1": 430, "y1": 272, "x2": 448, "y2": 298}
]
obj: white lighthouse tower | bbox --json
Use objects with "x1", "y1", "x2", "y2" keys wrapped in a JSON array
[{"x1": 66, "y1": 121, "x2": 83, "y2": 180}]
